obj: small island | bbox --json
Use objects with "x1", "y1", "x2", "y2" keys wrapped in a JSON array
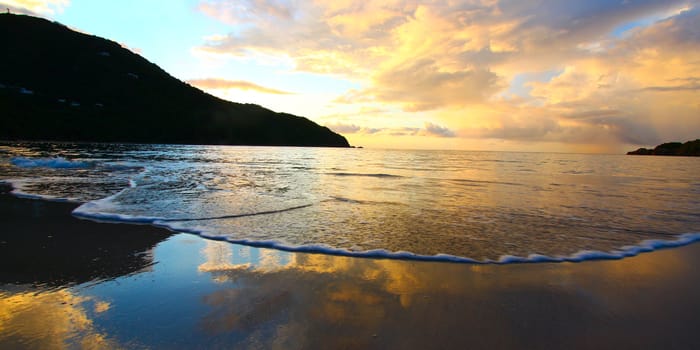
[{"x1": 627, "y1": 139, "x2": 700, "y2": 157}]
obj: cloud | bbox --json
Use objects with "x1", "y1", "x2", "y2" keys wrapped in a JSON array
[
  {"x1": 641, "y1": 78, "x2": 700, "y2": 92},
  {"x1": 325, "y1": 123, "x2": 361, "y2": 134},
  {"x1": 360, "y1": 59, "x2": 503, "y2": 112},
  {"x1": 2, "y1": 0, "x2": 69, "y2": 15},
  {"x1": 187, "y1": 78, "x2": 295, "y2": 95},
  {"x1": 196, "y1": 0, "x2": 700, "y2": 149},
  {"x1": 642, "y1": 84, "x2": 700, "y2": 92},
  {"x1": 327, "y1": 122, "x2": 456, "y2": 138},
  {"x1": 197, "y1": 0, "x2": 293, "y2": 25},
  {"x1": 424, "y1": 123, "x2": 456, "y2": 138},
  {"x1": 326, "y1": 123, "x2": 387, "y2": 135}
]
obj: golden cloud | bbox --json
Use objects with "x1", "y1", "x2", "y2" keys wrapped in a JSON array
[
  {"x1": 3, "y1": 0, "x2": 69, "y2": 15},
  {"x1": 197, "y1": 0, "x2": 700, "y2": 149},
  {"x1": 187, "y1": 78, "x2": 295, "y2": 95}
]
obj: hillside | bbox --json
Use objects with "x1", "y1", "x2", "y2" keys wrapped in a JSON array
[
  {"x1": 627, "y1": 139, "x2": 700, "y2": 156},
  {"x1": 0, "y1": 14, "x2": 349, "y2": 147}
]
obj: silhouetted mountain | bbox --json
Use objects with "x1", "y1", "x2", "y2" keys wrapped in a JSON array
[
  {"x1": 627, "y1": 139, "x2": 700, "y2": 156},
  {"x1": 0, "y1": 14, "x2": 349, "y2": 147}
]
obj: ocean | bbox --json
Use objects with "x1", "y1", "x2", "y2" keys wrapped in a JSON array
[{"x1": 1, "y1": 142, "x2": 699, "y2": 263}]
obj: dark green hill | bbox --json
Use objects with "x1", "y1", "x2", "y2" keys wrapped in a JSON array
[
  {"x1": 0, "y1": 13, "x2": 349, "y2": 147},
  {"x1": 627, "y1": 139, "x2": 700, "y2": 156}
]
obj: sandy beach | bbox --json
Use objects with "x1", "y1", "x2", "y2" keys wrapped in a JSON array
[{"x1": 2, "y1": 190, "x2": 700, "y2": 349}]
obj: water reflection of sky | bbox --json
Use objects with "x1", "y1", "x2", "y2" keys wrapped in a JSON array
[
  {"x1": 3, "y1": 233, "x2": 700, "y2": 348},
  {"x1": 4, "y1": 144, "x2": 700, "y2": 261}
]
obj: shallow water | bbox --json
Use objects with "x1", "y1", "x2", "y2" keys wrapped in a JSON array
[
  {"x1": 3, "y1": 232, "x2": 700, "y2": 349},
  {"x1": 1, "y1": 142, "x2": 699, "y2": 262}
]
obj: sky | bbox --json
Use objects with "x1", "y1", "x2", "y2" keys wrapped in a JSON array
[{"x1": 4, "y1": 0, "x2": 700, "y2": 153}]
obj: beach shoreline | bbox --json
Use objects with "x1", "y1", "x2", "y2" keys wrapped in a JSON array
[{"x1": 2, "y1": 191, "x2": 700, "y2": 348}]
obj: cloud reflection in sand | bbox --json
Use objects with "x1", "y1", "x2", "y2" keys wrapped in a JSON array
[
  {"x1": 195, "y1": 239, "x2": 698, "y2": 349},
  {"x1": 0, "y1": 288, "x2": 119, "y2": 349}
]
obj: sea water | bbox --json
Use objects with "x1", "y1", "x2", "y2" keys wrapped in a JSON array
[{"x1": 1, "y1": 142, "x2": 699, "y2": 263}]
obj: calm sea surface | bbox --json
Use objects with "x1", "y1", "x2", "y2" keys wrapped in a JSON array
[{"x1": 1, "y1": 142, "x2": 699, "y2": 262}]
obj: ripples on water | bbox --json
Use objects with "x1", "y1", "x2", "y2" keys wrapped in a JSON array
[{"x1": 1, "y1": 142, "x2": 699, "y2": 262}]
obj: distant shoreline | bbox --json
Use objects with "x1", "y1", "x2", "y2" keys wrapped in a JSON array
[{"x1": 627, "y1": 139, "x2": 700, "y2": 156}]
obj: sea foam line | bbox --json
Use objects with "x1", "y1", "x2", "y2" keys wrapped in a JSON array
[
  {"x1": 214, "y1": 233, "x2": 700, "y2": 264},
  {"x1": 4, "y1": 179, "x2": 700, "y2": 265},
  {"x1": 10, "y1": 156, "x2": 93, "y2": 169},
  {"x1": 71, "y1": 204, "x2": 700, "y2": 265},
  {"x1": 72, "y1": 203, "x2": 314, "y2": 223},
  {"x1": 1, "y1": 179, "x2": 82, "y2": 203}
]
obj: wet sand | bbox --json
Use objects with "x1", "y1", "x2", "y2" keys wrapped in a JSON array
[
  {"x1": 1, "y1": 190, "x2": 700, "y2": 349},
  {"x1": 0, "y1": 185, "x2": 171, "y2": 286}
]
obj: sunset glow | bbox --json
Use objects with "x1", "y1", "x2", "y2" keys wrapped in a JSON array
[{"x1": 6, "y1": 0, "x2": 699, "y2": 152}]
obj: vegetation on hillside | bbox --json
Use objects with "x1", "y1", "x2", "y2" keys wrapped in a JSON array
[
  {"x1": 0, "y1": 14, "x2": 349, "y2": 147},
  {"x1": 627, "y1": 139, "x2": 700, "y2": 156}
]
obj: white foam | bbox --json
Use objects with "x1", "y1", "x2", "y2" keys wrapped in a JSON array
[
  {"x1": 6, "y1": 176, "x2": 700, "y2": 265},
  {"x1": 2, "y1": 179, "x2": 81, "y2": 203},
  {"x1": 205, "y1": 234, "x2": 700, "y2": 263},
  {"x1": 10, "y1": 157, "x2": 93, "y2": 169},
  {"x1": 72, "y1": 210, "x2": 166, "y2": 224},
  {"x1": 69, "y1": 202, "x2": 700, "y2": 265},
  {"x1": 72, "y1": 186, "x2": 162, "y2": 223},
  {"x1": 496, "y1": 234, "x2": 700, "y2": 264}
]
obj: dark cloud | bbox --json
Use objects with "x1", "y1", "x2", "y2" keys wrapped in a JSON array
[
  {"x1": 585, "y1": 114, "x2": 661, "y2": 146},
  {"x1": 564, "y1": 109, "x2": 622, "y2": 120},
  {"x1": 480, "y1": 117, "x2": 562, "y2": 141},
  {"x1": 326, "y1": 123, "x2": 382, "y2": 135},
  {"x1": 326, "y1": 123, "x2": 361, "y2": 134},
  {"x1": 327, "y1": 123, "x2": 456, "y2": 138},
  {"x1": 424, "y1": 123, "x2": 456, "y2": 138},
  {"x1": 641, "y1": 84, "x2": 700, "y2": 92},
  {"x1": 500, "y1": 0, "x2": 689, "y2": 46}
]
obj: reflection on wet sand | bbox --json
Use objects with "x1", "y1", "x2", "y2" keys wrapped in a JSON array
[
  {"x1": 197, "y1": 240, "x2": 700, "y2": 349},
  {"x1": 0, "y1": 191, "x2": 168, "y2": 349},
  {"x1": 1, "y1": 189, "x2": 698, "y2": 350},
  {"x1": 0, "y1": 287, "x2": 119, "y2": 349}
]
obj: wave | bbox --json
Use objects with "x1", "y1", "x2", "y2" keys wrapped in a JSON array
[
  {"x1": 1, "y1": 179, "x2": 81, "y2": 203},
  {"x1": 11, "y1": 157, "x2": 93, "y2": 169},
  {"x1": 495, "y1": 233, "x2": 700, "y2": 263},
  {"x1": 73, "y1": 201, "x2": 313, "y2": 224},
  {"x1": 107, "y1": 221, "x2": 697, "y2": 264},
  {"x1": 159, "y1": 204, "x2": 313, "y2": 222},
  {"x1": 326, "y1": 172, "x2": 403, "y2": 178},
  {"x1": 446, "y1": 178, "x2": 524, "y2": 187},
  {"x1": 3, "y1": 179, "x2": 700, "y2": 266},
  {"x1": 62, "y1": 196, "x2": 700, "y2": 265},
  {"x1": 217, "y1": 233, "x2": 700, "y2": 264}
]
